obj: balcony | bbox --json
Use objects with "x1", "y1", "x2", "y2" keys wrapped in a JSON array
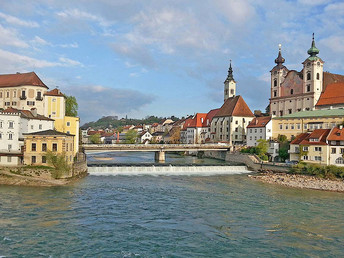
[
  {"x1": 36, "y1": 96, "x2": 43, "y2": 101},
  {"x1": 19, "y1": 96, "x2": 27, "y2": 100}
]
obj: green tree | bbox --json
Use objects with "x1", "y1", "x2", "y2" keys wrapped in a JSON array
[
  {"x1": 46, "y1": 151, "x2": 70, "y2": 179},
  {"x1": 65, "y1": 95, "x2": 78, "y2": 117},
  {"x1": 256, "y1": 139, "x2": 269, "y2": 155},
  {"x1": 125, "y1": 130, "x2": 138, "y2": 144},
  {"x1": 277, "y1": 134, "x2": 288, "y2": 143},
  {"x1": 89, "y1": 133, "x2": 101, "y2": 144}
]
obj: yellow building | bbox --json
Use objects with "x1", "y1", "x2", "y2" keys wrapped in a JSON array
[
  {"x1": 44, "y1": 88, "x2": 79, "y2": 154},
  {"x1": 289, "y1": 129, "x2": 330, "y2": 165},
  {"x1": 272, "y1": 109, "x2": 344, "y2": 140},
  {"x1": 23, "y1": 129, "x2": 75, "y2": 166}
]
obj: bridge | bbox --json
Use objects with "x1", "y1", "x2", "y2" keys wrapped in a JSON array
[{"x1": 82, "y1": 143, "x2": 231, "y2": 162}]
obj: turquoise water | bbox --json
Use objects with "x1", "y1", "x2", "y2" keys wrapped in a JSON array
[{"x1": 1, "y1": 174, "x2": 344, "y2": 257}]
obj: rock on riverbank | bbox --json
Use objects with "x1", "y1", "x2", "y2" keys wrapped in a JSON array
[{"x1": 249, "y1": 171, "x2": 344, "y2": 192}]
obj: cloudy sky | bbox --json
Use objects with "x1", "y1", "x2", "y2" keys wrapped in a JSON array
[{"x1": 1, "y1": 0, "x2": 344, "y2": 123}]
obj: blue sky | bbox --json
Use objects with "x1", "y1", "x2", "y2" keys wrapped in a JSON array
[{"x1": 1, "y1": 0, "x2": 344, "y2": 124}]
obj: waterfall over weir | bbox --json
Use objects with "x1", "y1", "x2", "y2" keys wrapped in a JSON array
[{"x1": 88, "y1": 165, "x2": 250, "y2": 176}]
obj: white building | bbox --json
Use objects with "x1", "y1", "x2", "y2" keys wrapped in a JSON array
[
  {"x1": 139, "y1": 131, "x2": 152, "y2": 143},
  {"x1": 246, "y1": 116, "x2": 272, "y2": 147},
  {"x1": 0, "y1": 107, "x2": 54, "y2": 166}
]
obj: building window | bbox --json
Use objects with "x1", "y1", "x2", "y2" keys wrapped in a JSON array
[
  {"x1": 230, "y1": 89, "x2": 234, "y2": 94},
  {"x1": 307, "y1": 85, "x2": 311, "y2": 92},
  {"x1": 8, "y1": 134, "x2": 13, "y2": 140},
  {"x1": 31, "y1": 156, "x2": 36, "y2": 164},
  {"x1": 341, "y1": 148, "x2": 344, "y2": 154},
  {"x1": 288, "y1": 109, "x2": 292, "y2": 114},
  {"x1": 8, "y1": 144, "x2": 12, "y2": 150},
  {"x1": 274, "y1": 91, "x2": 277, "y2": 97},
  {"x1": 303, "y1": 146, "x2": 309, "y2": 151},
  {"x1": 315, "y1": 156, "x2": 321, "y2": 161},
  {"x1": 27, "y1": 101, "x2": 35, "y2": 106},
  {"x1": 273, "y1": 111, "x2": 276, "y2": 115},
  {"x1": 42, "y1": 143, "x2": 47, "y2": 152},
  {"x1": 42, "y1": 156, "x2": 47, "y2": 164},
  {"x1": 8, "y1": 121, "x2": 14, "y2": 128},
  {"x1": 331, "y1": 148, "x2": 336, "y2": 154},
  {"x1": 315, "y1": 147, "x2": 322, "y2": 152},
  {"x1": 280, "y1": 111, "x2": 283, "y2": 116},
  {"x1": 53, "y1": 143, "x2": 58, "y2": 152},
  {"x1": 290, "y1": 89, "x2": 294, "y2": 95},
  {"x1": 67, "y1": 122, "x2": 71, "y2": 126},
  {"x1": 7, "y1": 156, "x2": 12, "y2": 163},
  {"x1": 274, "y1": 79, "x2": 277, "y2": 87},
  {"x1": 279, "y1": 124, "x2": 282, "y2": 130},
  {"x1": 307, "y1": 72, "x2": 311, "y2": 80},
  {"x1": 303, "y1": 156, "x2": 308, "y2": 160},
  {"x1": 39, "y1": 124, "x2": 42, "y2": 130},
  {"x1": 335, "y1": 157, "x2": 344, "y2": 164},
  {"x1": 32, "y1": 143, "x2": 36, "y2": 152}
]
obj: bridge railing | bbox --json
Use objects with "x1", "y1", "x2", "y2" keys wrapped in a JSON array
[{"x1": 82, "y1": 143, "x2": 231, "y2": 149}]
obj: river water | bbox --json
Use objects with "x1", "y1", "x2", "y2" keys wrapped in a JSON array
[{"x1": 0, "y1": 152, "x2": 344, "y2": 257}]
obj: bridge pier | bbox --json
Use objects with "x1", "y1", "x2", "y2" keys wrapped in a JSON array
[{"x1": 155, "y1": 151, "x2": 165, "y2": 163}]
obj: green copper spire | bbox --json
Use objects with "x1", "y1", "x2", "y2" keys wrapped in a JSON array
[
  {"x1": 225, "y1": 60, "x2": 234, "y2": 82},
  {"x1": 307, "y1": 33, "x2": 320, "y2": 59}
]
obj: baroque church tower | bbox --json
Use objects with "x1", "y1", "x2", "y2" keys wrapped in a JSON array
[
  {"x1": 224, "y1": 60, "x2": 236, "y2": 102},
  {"x1": 302, "y1": 33, "x2": 324, "y2": 108}
]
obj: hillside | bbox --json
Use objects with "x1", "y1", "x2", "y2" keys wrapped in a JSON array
[{"x1": 81, "y1": 115, "x2": 180, "y2": 129}]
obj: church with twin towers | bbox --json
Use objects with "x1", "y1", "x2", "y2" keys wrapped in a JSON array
[{"x1": 269, "y1": 34, "x2": 344, "y2": 117}]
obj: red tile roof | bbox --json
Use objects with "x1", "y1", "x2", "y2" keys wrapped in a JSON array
[
  {"x1": 316, "y1": 82, "x2": 344, "y2": 107},
  {"x1": 296, "y1": 129, "x2": 331, "y2": 146},
  {"x1": 181, "y1": 117, "x2": 193, "y2": 131},
  {"x1": 188, "y1": 113, "x2": 207, "y2": 128},
  {"x1": 0, "y1": 72, "x2": 48, "y2": 88},
  {"x1": 203, "y1": 108, "x2": 219, "y2": 127},
  {"x1": 247, "y1": 116, "x2": 271, "y2": 128},
  {"x1": 327, "y1": 127, "x2": 344, "y2": 141},
  {"x1": 323, "y1": 72, "x2": 344, "y2": 90},
  {"x1": 44, "y1": 88, "x2": 65, "y2": 97},
  {"x1": 1, "y1": 107, "x2": 53, "y2": 121},
  {"x1": 291, "y1": 133, "x2": 309, "y2": 145},
  {"x1": 214, "y1": 95, "x2": 254, "y2": 118}
]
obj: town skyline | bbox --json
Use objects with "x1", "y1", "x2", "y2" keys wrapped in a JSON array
[{"x1": 1, "y1": 1, "x2": 344, "y2": 123}]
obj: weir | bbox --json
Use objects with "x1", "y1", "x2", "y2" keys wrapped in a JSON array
[{"x1": 87, "y1": 165, "x2": 250, "y2": 176}]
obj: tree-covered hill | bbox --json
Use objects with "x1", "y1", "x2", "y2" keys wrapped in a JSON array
[{"x1": 81, "y1": 115, "x2": 180, "y2": 130}]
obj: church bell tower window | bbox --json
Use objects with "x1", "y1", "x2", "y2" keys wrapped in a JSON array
[
  {"x1": 274, "y1": 79, "x2": 277, "y2": 87},
  {"x1": 316, "y1": 73, "x2": 320, "y2": 80},
  {"x1": 307, "y1": 72, "x2": 311, "y2": 80}
]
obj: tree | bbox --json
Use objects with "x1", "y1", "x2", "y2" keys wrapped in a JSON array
[
  {"x1": 125, "y1": 130, "x2": 138, "y2": 144},
  {"x1": 170, "y1": 127, "x2": 181, "y2": 143},
  {"x1": 89, "y1": 133, "x2": 101, "y2": 144},
  {"x1": 277, "y1": 134, "x2": 288, "y2": 143},
  {"x1": 46, "y1": 151, "x2": 70, "y2": 179},
  {"x1": 256, "y1": 139, "x2": 269, "y2": 155},
  {"x1": 65, "y1": 95, "x2": 78, "y2": 117}
]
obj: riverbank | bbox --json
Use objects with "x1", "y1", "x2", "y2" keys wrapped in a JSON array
[
  {"x1": 249, "y1": 171, "x2": 344, "y2": 192},
  {"x1": 0, "y1": 162, "x2": 88, "y2": 187}
]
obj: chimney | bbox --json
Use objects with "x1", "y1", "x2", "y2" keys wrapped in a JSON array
[{"x1": 31, "y1": 108, "x2": 37, "y2": 117}]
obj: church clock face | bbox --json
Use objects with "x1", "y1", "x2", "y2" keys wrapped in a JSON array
[{"x1": 317, "y1": 62, "x2": 320, "y2": 67}]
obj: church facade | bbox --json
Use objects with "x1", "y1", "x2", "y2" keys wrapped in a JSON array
[{"x1": 269, "y1": 35, "x2": 344, "y2": 117}]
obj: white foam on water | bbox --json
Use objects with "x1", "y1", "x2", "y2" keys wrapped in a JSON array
[{"x1": 87, "y1": 165, "x2": 250, "y2": 176}]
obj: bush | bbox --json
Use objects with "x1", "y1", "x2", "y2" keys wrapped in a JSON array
[
  {"x1": 289, "y1": 163, "x2": 344, "y2": 179},
  {"x1": 46, "y1": 151, "x2": 71, "y2": 179}
]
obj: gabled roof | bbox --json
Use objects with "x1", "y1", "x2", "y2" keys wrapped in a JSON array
[
  {"x1": 291, "y1": 133, "x2": 309, "y2": 145},
  {"x1": 188, "y1": 113, "x2": 207, "y2": 128},
  {"x1": 316, "y1": 82, "x2": 344, "y2": 107},
  {"x1": 1, "y1": 107, "x2": 53, "y2": 121},
  {"x1": 247, "y1": 116, "x2": 271, "y2": 128},
  {"x1": 44, "y1": 88, "x2": 65, "y2": 97},
  {"x1": 0, "y1": 72, "x2": 48, "y2": 88},
  {"x1": 293, "y1": 129, "x2": 330, "y2": 146},
  {"x1": 323, "y1": 72, "x2": 344, "y2": 90},
  {"x1": 203, "y1": 108, "x2": 219, "y2": 127},
  {"x1": 214, "y1": 95, "x2": 254, "y2": 118},
  {"x1": 327, "y1": 127, "x2": 344, "y2": 141},
  {"x1": 24, "y1": 129, "x2": 74, "y2": 136},
  {"x1": 181, "y1": 117, "x2": 193, "y2": 131}
]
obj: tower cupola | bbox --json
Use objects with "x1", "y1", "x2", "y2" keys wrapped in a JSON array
[
  {"x1": 224, "y1": 60, "x2": 235, "y2": 83},
  {"x1": 307, "y1": 33, "x2": 320, "y2": 60},
  {"x1": 274, "y1": 44, "x2": 285, "y2": 67}
]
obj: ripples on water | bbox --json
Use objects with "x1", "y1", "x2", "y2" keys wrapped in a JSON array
[{"x1": 1, "y1": 173, "x2": 344, "y2": 257}]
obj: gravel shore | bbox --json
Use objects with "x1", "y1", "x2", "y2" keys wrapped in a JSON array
[{"x1": 249, "y1": 171, "x2": 344, "y2": 192}]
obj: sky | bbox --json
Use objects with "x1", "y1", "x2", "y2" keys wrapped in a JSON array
[{"x1": 1, "y1": 0, "x2": 344, "y2": 124}]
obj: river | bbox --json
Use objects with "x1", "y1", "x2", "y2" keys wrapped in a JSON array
[{"x1": 0, "y1": 152, "x2": 343, "y2": 257}]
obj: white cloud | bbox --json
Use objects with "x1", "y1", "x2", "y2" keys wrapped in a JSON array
[
  {"x1": 58, "y1": 57, "x2": 84, "y2": 67},
  {"x1": 56, "y1": 9, "x2": 112, "y2": 27},
  {"x1": 31, "y1": 35, "x2": 50, "y2": 46},
  {"x1": 0, "y1": 12, "x2": 39, "y2": 27},
  {"x1": 0, "y1": 24, "x2": 28, "y2": 48}
]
